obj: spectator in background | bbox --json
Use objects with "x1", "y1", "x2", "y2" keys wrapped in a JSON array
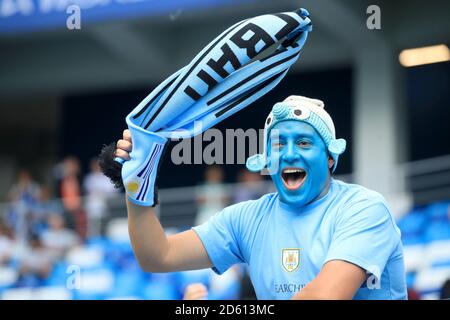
[
  {"x1": 407, "y1": 287, "x2": 421, "y2": 300},
  {"x1": 17, "y1": 234, "x2": 54, "y2": 287},
  {"x1": 83, "y1": 157, "x2": 117, "y2": 237},
  {"x1": 7, "y1": 169, "x2": 41, "y2": 203},
  {"x1": 195, "y1": 166, "x2": 228, "y2": 225},
  {"x1": 182, "y1": 265, "x2": 254, "y2": 300},
  {"x1": 31, "y1": 185, "x2": 62, "y2": 236},
  {"x1": 40, "y1": 213, "x2": 80, "y2": 260},
  {"x1": 233, "y1": 169, "x2": 266, "y2": 203},
  {"x1": 0, "y1": 222, "x2": 13, "y2": 266},
  {"x1": 6, "y1": 169, "x2": 41, "y2": 243},
  {"x1": 59, "y1": 156, "x2": 87, "y2": 239},
  {"x1": 183, "y1": 283, "x2": 208, "y2": 300}
]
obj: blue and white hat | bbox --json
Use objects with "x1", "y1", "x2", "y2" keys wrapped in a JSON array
[{"x1": 246, "y1": 95, "x2": 346, "y2": 172}]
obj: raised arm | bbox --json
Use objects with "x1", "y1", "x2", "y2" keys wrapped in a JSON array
[{"x1": 110, "y1": 130, "x2": 212, "y2": 272}]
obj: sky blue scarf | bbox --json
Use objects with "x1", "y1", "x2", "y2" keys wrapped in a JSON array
[{"x1": 126, "y1": 8, "x2": 312, "y2": 139}]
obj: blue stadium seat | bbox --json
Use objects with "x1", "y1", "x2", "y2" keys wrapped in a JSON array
[
  {"x1": 44, "y1": 261, "x2": 69, "y2": 287},
  {"x1": 426, "y1": 202, "x2": 450, "y2": 221},
  {"x1": 176, "y1": 269, "x2": 211, "y2": 292},
  {"x1": 71, "y1": 267, "x2": 115, "y2": 300},
  {"x1": 108, "y1": 271, "x2": 144, "y2": 299},
  {"x1": 424, "y1": 221, "x2": 450, "y2": 242},
  {"x1": 208, "y1": 281, "x2": 241, "y2": 300},
  {"x1": 406, "y1": 272, "x2": 417, "y2": 288},
  {"x1": 0, "y1": 267, "x2": 18, "y2": 295},
  {"x1": 401, "y1": 233, "x2": 426, "y2": 246},
  {"x1": 141, "y1": 278, "x2": 179, "y2": 300},
  {"x1": 431, "y1": 260, "x2": 450, "y2": 268},
  {"x1": 85, "y1": 236, "x2": 111, "y2": 249},
  {"x1": 397, "y1": 209, "x2": 427, "y2": 235}
]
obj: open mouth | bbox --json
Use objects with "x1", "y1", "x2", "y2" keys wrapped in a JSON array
[{"x1": 281, "y1": 168, "x2": 307, "y2": 190}]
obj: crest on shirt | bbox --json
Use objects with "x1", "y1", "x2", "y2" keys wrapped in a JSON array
[{"x1": 282, "y1": 248, "x2": 300, "y2": 272}]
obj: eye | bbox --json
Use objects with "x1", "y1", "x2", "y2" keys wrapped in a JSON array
[
  {"x1": 298, "y1": 140, "x2": 311, "y2": 148},
  {"x1": 272, "y1": 141, "x2": 284, "y2": 149}
]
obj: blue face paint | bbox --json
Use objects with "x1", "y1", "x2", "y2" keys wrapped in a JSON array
[{"x1": 267, "y1": 120, "x2": 331, "y2": 208}]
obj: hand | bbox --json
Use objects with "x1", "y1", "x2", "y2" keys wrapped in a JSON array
[
  {"x1": 120, "y1": 120, "x2": 168, "y2": 207},
  {"x1": 115, "y1": 129, "x2": 133, "y2": 162},
  {"x1": 183, "y1": 283, "x2": 208, "y2": 300}
]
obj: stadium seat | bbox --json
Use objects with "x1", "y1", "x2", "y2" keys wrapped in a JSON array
[
  {"x1": 32, "y1": 286, "x2": 72, "y2": 300},
  {"x1": 403, "y1": 244, "x2": 427, "y2": 273},
  {"x1": 406, "y1": 272, "x2": 417, "y2": 288},
  {"x1": 106, "y1": 218, "x2": 130, "y2": 243},
  {"x1": 1, "y1": 286, "x2": 71, "y2": 300},
  {"x1": 424, "y1": 221, "x2": 450, "y2": 242},
  {"x1": 1, "y1": 287, "x2": 34, "y2": 300},
  {"x1": 104, "y1": 240, "x2": 136, "y2": 272},
  {"x1": 45, "y1": 261, "x2": 70, "y2": 287},
  {"x1": 72, "y1": 268, "x2": 115, "y2": 300},
  {"x1": 176, "y1": 269, "x2": 211, "y2": 292},
  {"x1": 208, "y1": 268, "x2": 241, "y2": 300},
  {"x1": 414, "y1": 265, "x2": 450, "y2": 294},
  {"x1": 0, "y1": 267, "x2": 18, "y2": 294},
  {"x1": 141, "y1": 278, "x2": 179, "y2": 300},
  {"x1": 426, "y1": 202, "x2": 450, "y2": 221},
  {"x1": 85, "y1": 236, "x2": 111, "y2": 249},
  {"x1": 397, "y1": 209, "x2": 427, "y2": 235},
  {"x1": 107, "y1": 272, "x2": 140, "y2": 299},
  {"x1": 425, "y1": 240, "x2": 450, "y2": 267},
  {"x1": 66, "y1": 246, "x2": 105, "y2": 269},
  {"x1": 401, "y1": 233, "x2": 426, "y2": 246}
]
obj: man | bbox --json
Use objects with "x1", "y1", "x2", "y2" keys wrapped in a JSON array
[{"x1": 112, "y1": 95, "x2": 407, "y2": 300}]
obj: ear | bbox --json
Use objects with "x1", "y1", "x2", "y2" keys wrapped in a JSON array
[{"x1": 328, "y1": 156, "x2": 334, "y2": 169}]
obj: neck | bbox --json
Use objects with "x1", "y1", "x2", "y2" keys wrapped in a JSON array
[{"x1": 316, "y1": 175, "x2": 332, "y2": 201}]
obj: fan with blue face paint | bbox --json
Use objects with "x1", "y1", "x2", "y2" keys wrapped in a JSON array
[
  {"x1": 191, "y1": 95, "x2": 406, "y2": 300},
  {"x1": 246, "y1": 95, "x2": 346, "y2": 207},
  {"x1": 114, "y1": 94, "x2": 407, "y2": 300}
]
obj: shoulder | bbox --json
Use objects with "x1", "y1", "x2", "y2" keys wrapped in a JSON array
[
  {"x1": 331, "y1": 180, "x2": 397, "y2": 228},
  {"x1": 222, "y1": 192, "x2": 279, "y2": 216},
  {"x1": 332, "y1": 179, "x2": 389, "y2": 211}
]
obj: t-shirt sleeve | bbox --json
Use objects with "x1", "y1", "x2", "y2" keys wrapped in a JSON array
[
  {"x1": 192, "y1": 204, "x2": 246, "y2": 275},
  {"x1": 325, "y1": 199, "x2": 401, "y2": 281}
]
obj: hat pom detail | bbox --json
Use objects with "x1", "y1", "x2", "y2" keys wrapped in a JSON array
[
  {"x1": 246, "y1": 154, "x2": 266, "y2": 172},
  {"x1": 272, "y1": 103, "x2": 290, "y2": 120},
  {"x1": 328, "y1": 138, "x2": 346, "y2": 155}
]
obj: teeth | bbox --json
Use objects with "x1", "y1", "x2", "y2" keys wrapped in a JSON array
[{"x1": 284, "y1": 168, "x2": 304, "y2": 173}]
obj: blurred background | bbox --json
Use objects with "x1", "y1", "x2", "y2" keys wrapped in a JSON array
[{"x1": 0, "y1": 0, "x2": 449, "y2": 300}]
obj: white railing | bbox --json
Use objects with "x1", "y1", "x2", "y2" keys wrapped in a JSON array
[{"x1": 403, "y1": 154, "x2": 450, "y2": 205}]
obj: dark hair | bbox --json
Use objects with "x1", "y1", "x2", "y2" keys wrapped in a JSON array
[{"x1": 98, "y1": 142, "x2": 124, "y2": 189}]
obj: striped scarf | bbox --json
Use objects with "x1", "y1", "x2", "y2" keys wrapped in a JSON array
[{"x1": 127, "y1": 8, "x2": 312, "y2": 139}]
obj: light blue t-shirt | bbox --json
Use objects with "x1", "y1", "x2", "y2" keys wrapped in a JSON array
[{"x1": 193, "y1": 179, "x2": 407, "y2": 300}]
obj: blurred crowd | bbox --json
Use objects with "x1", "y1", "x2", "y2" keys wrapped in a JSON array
[
  {"x1": 0, "y1": 157, "x2": 265, "y2": 298},
  {"x1": 0, "y1": 156, "x2": 117, "y2": 288}
]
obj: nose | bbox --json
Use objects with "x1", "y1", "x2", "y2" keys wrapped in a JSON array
[{"x1": 282, "y1": 140, "x2": 301, "y2": 163}]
